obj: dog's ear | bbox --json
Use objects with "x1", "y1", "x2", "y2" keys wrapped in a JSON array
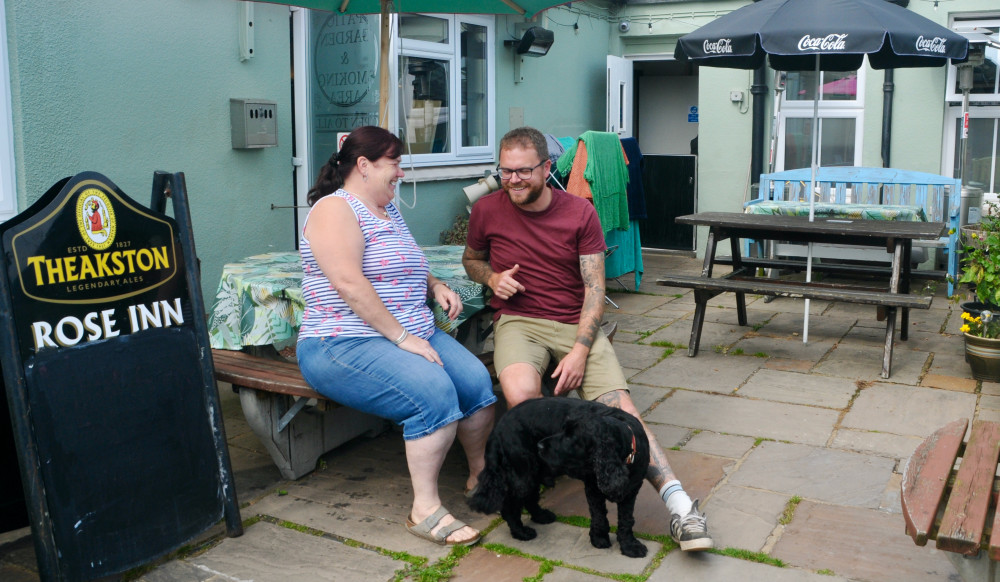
[{"x1": 594, "y1": 419, "x2": 632, "y2": 501}]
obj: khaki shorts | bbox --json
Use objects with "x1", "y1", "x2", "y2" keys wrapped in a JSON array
[{"x1": 493, "y1": 314, "x2": 628, "y2": 401}]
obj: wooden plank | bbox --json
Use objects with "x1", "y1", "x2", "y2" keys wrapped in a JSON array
[
  {"x1": 712, "y1": 256, "x2": 945, "y2": 281},
  {"x1": 937, "y1": 420, "x2": 1000, "y2": 555},
  {"x1": 211, "y1": 349, "x2": 324, "y2": 400},
  {"x1": 901, "y1": 418, "x2": 968, "y2": 546},
  {"x1": 655, "y1": 275, "x2": 931, "y2": 309}
]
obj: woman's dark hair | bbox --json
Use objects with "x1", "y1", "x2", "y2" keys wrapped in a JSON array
[{"x1": 307, "y1": 126, "x2": 404, "y2": 206}]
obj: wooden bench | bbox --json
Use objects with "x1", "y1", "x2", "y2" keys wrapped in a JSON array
[
  {"x1": 212, "y1": 320, "x2": 618, "y2": 479},
  {"x1": 902, "y1": 419, "x2": 1000, "y2": 581},
  {"x1": 750, "y1": 167, "x2": 961, "y2": 295},
  {"x1": 657, "y1": 271, "x2": 931, "y2": 378},
  {"x1": 211, "y1": 349, "x2": 390, "y2": 480}
]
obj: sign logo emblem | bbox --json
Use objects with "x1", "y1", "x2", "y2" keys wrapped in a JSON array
[{"x1": 76, "y1": 188, "x2": 116, "y2": 250}]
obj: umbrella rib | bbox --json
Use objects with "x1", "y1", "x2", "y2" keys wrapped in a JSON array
[{"x1": 500, "y1": 0, "x2": 527, "y2": 15}]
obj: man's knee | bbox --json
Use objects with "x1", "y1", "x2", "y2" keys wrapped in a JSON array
[{"x1": 499, "y1": 363, "x2": 542, "y2": 408}]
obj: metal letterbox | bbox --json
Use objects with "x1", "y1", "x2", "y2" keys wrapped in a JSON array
[{"x1": 230, "y1": 98, "x2": 277, "y2": 148}]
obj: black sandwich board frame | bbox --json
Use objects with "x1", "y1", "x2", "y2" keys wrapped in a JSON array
[{"x1": 0, "y1": 171, "x2": 242, "y2": 580}]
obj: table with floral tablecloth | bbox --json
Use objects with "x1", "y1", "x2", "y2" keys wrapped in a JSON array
[{"x1": 208, "y1": 246, "x2": 487, "y2": 350}]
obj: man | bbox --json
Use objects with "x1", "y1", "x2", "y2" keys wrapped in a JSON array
[{"x1": 462, "y1": 126, "x2": 713, "y2": 551}]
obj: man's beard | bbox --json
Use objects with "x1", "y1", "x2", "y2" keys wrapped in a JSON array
[{"x1": 504, "y1": 182, "x2": 543, "y2": 207}]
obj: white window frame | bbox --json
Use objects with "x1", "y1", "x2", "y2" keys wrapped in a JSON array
[
  {"x1": 391, "y1": 13, "x2": 496, "y2": 168},
  {"x1": 776, "y1": 68, "x2": 866, "y2": 170},
  {"x1": 942, "y1": 105, "x2": 1000, "y2": 197},
  {"x1": 0, "y1": 0, "x2": 17, "y2": 223}
]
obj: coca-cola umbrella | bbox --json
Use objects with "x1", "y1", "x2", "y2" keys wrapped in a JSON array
[{"x1": 674, "y1": 0, "x2": 967, "y2": 341}]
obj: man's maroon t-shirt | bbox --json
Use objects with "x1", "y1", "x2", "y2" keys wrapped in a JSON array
[{"x1": 466, "y1": 188, "x2": 606, "y2": 324}]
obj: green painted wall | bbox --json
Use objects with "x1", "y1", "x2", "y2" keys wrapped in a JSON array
[{"x1": 6, "y1": 0, "x2": 296, "y2": 303}]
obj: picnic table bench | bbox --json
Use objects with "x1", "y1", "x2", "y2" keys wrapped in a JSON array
[{"x1": 902, "y1": 418, "x2": 1000, "y2": 581}]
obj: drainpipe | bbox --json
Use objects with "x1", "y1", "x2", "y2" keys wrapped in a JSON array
[
  {"x1": 750, "y1": 64, "x2": 767, "y2": 192},
  {"x1": 881, "y1": 69, "x2": 894, "y2": 168}
]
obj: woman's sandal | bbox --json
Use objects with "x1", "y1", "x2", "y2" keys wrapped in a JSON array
[{"x1": 405, "y1": 506, "x2": 481, "y2": 547}]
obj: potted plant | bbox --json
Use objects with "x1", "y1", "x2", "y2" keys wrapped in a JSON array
[
  {"x1": 958, "y1": 200, "x2": 1000, "y2": 312},
  {"x1": 961, "y1": 310, "x2": 1000, "y2": 381}
]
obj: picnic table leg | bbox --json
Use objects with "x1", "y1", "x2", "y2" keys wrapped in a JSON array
[
  {"x1": 686, "y1": 228, "x2": 721, "y2": 357},
  {"x1": 729, "y1": 232, "x2": 748, "y2": 327},
  {"x1": 900, "y1": 241, "x2": 913, "y2": 341},
  {"x1": 880, "y1": 242, "x2": 907, "y2": 378}
]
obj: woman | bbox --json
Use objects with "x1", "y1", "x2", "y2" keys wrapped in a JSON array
[{"x1": 296, "y1": 126, "x2": 496, "y2": 547}]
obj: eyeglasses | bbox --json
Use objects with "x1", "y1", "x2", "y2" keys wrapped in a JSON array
[{"x1": 496, "y1": 161, "x2": 545, "y2": 181}]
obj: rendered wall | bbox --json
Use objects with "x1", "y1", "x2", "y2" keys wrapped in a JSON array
[{"x1": 6, "y1": 0, "x2": 295, "y2": 303}]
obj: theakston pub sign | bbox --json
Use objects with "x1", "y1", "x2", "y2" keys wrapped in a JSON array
[
  {"x1": 5, "y1": 172, "x2": 189, "y2": 360},
  {"x1": 0, "y1": 171, "x2": 240, "y2": 581}
]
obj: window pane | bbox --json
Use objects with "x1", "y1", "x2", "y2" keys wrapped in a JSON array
[
  {"x1": 787, "y1": 70, "x2": 858, "y2": 101},
  {"x1": 820, "y1": 118, "x2": 855, "y2": 167},
  {"x1": 461, "y1": 23, "x2": 487, "y2": 148},
  {"x1": 784, "y1": 117, "x2": 856, "y2": 169},
  {"x1": 400, "y1": 15, "x2": 448, "y2": 44},
  {"x1": 786, "y1": 71, "x2": 818, "y2": 101},
  {"x1": 821, "y1": 71, "x2": 857, "y2": 101},
  {"x1": 310, "y1": 13, "x2": 381, "y2": 175},
  {"x1": 398, "y1": 56, "x2": 451, "y2": 154}
]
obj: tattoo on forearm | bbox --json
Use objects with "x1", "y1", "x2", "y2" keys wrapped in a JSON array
[{"x1": 577, "y1": 253, "x2": 605, "y2": 347}]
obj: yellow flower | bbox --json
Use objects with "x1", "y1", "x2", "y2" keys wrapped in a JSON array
[
  {"x1": 962, "y1": 312, "x2": 972, "y2": 321},
  {"x1": 962, "y1": 324, "x2": 971, "y2": 333}
]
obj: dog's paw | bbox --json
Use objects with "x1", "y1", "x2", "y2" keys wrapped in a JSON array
[
  {"x1": 530, "y1": 508, "x2": 556, "y2": 524},
  {"x1": 510, "y1": 526, "x2": 537, "y2": 541},
  {"x1": 619, "y1": 538, "x2": 648, "y2": 558},
  {"x1": 589, "y1": 533, "x2": 612, "y2": 549}
]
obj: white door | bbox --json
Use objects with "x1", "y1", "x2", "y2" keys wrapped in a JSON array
[{"x1": 607, "y1": 56, "x2": 633, "y2": 138}]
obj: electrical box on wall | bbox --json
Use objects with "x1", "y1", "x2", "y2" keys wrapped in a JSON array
[{"x1": 230, "y1": 99, "x2": 277, "y2": 149}]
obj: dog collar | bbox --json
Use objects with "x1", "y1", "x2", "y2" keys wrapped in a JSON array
[{"x1": 625, "y1": 426, "x2": 637, "y2": 465}]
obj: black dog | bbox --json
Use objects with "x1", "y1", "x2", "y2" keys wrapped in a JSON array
[{"x1": 467, "y1": 398, "x2": 650, "y2": 557}]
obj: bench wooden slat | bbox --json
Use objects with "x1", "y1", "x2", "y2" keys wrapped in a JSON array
[
  {"x1": 655, "y1": 274, "x2": 932, "y2": 309},
  {"x1": 211, "y1": 349, "x2": 325, "y2": 400},
  {"x1": 712, "y1": 256, "x2": 946, "y2": 282},
  {"x1": 937, "y1": 420, "x2": 1000, "y2": 555},
  {"x1": 902, "y1": 418, "x2": 968, "y2": 546}
]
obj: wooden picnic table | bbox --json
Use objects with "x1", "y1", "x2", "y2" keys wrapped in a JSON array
[
  {"x1": 656, "y1": 212, "x2": 944, "y2": 378},
  {"x1": 902, "y1": 419, "x2": 1000, "y2": 581}
]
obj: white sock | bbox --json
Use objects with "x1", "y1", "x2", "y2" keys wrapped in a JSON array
[{"x1": 659, "y1": 480, "x2": 693, "y2": 517}]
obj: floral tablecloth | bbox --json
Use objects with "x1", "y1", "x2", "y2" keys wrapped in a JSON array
[
  {"x1": 745, "y1": 201, "x2": 928, "y2": 222},
  {"x1": 209, "y1": 246, "x2": 486, "y2": 350}
]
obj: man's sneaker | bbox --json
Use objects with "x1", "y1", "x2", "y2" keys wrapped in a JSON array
[{"x1": 670, "y1": 500, "x2": 713, "y2": 551}]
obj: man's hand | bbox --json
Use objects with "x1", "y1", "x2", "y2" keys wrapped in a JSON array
[
  {"x1": 489, "y1": 264, "x2": 526, "y2": 300},
  {"x1": 551, "y1": 345, "x2": 589, "y2": 396}
]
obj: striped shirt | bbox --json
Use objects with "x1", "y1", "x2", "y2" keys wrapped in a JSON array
[{"x1": 298, "y1": 190, "x2": 435, "y2": 340}]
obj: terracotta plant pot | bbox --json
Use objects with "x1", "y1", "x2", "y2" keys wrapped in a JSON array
[{"x1": 964, "y1": 332, "x2": 1000, "y2": 382}]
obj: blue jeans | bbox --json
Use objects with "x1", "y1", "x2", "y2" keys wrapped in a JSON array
[{"x1": 297, "y1": 329, "x2": 496, "y2": 440}]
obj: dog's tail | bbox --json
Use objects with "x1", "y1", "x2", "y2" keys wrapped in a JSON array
[{"x1": 467, "y1": 435, "x2": 508, "y2": 514}]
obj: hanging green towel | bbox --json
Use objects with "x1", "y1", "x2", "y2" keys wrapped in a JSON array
[{"x1": 580, "y1": 131, "x2": 630, "y2": 234}]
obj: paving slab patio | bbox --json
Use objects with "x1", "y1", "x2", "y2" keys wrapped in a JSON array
[{"x1": 5, "y1": 252, "x2": 980, "y2": 582}]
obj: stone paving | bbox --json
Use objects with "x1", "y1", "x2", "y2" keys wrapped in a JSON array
[{"x1": 1, "y1": 252, "x2": 986, "y2": 581}]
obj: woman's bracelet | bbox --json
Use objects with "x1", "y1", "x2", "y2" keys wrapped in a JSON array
[{"x1": 391, "y1": 329, "x2": 408, "y2": 345}]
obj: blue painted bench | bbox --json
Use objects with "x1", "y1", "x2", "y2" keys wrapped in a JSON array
[{"x1": 746, "y1": 167, "x2": 962, "y2": 296}]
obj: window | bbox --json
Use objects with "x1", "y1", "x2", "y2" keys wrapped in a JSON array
[
  {"x1": 776, "y1": 69, "x2": 865, "y2": 170},
  {"x1": 394, "y1": 14, "x2": 494, "y2": 166},
  {"x1": 943, "y1": 17, "x2": 999, "y2": 197}
]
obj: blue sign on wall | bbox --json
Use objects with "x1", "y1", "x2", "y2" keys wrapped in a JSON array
[{"x1": 688, "y1": 106, "x2": 699, "y2": 123}]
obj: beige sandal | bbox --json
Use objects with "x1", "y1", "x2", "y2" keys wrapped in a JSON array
[{"x1": 405, "y1": 506, "x2": 481, "y2": 547}]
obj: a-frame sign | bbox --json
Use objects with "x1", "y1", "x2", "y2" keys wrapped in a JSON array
[{"x1": 0, "y1": 171, "x2": 242, "y2": 580}]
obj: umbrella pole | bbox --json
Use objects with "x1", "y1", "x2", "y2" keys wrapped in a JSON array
[
  {"x1": 804, "y1": 56, "x2": 821, "y2": 343},
  {"x1": 378, "y1": 0, "x2": 391, "y2": 129}
]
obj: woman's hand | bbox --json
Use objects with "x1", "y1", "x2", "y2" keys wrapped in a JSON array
[
  {"x1": 430, "y1": 281, "x2": 463, "y2": 320},
  {"x1": 397, "y1": 332, "x2": 443, "y2": 365}
]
